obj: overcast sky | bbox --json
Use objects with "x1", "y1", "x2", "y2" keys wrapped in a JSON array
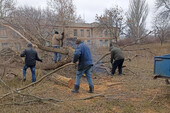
[{"x1": 17, "y1": 0, "x2": 156, "y2": 30}]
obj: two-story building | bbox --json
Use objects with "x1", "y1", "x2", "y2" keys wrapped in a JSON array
[{"x1": 0, "y1": 22, "x2": 119, "y2": 51}]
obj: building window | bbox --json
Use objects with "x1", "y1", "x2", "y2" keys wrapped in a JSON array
[
  {"x1": 87, "y1": 29, "x2": 90, "y2": 37},
  {"x1": 110, "y1": 32, "x2": 114, "y2": 38},
  {"x1": 74, "y1": 29, "x2": 77, "y2": 37},
  {"x1": 105, "y1": 39, "x2": 108, "y2": 47},
  {"x1": 2, "y1": 42, "x2": 8, "y2": 48},
  {"x1": 80, "y1": 29, "x2": 84, "y2": 37},
  {"x1": 104, "y1": 30, "x2": 108, "y2": 37},
  {"x1": 0, "y1": 29, "x2": 7, "y2": 38},
  {"x1": 99, "y1": 40, "x2": 103, "y2": 47},
  {"x1": 87, "y1": 40, "x2": 90, "y2": 47},
  {"x1": 15, "y1": 43, "x2": 21, "y2": 51},
  {"x1": 0, "y1": 25, "x2": 4, "y2": 29},
  {"x1": 13, "y1": 32, "x2": 18, "y2": 38},
  {"x1": 0, "y1": 36, "x2": 8, "y2": 38},
  {"x1": 100, "y1": 29, "x2": 103, "y2": 37}
]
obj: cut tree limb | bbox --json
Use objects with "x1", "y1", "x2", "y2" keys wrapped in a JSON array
[
  {"x1": 72, "y1": 94, "x2": 105, "y2": 101},
  {"x1": 94, "y1": 52, "x2": 111, "y2": 65},
  {"x1": 51, "y1": 74, "x2": 75, "y2": 89},
  {"x1": 1, "y1": 23, "x2": 70, "y2": 55},
  {"x1": 40, "y1": 57, "x2": 72, "y2": 70},
  {"x1": 121, "y1": 31, "x2": 152, "y2": 49},
  {"x1": 0, "y1": 62, "x2": 75, "y2": 100}
]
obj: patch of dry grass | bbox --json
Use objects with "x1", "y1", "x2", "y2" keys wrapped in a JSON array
[{"x1": 0, "y1": 42, "x2": 170, "y2": 113}]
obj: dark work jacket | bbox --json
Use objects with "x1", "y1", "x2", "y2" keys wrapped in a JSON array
[
  {"x1": 73, "y1": 42, "x2": 93, "y2": 70},
  {"x1": 110, "y1": 46, "x2": 124, "y2": 64},
  {"x1": 20, "y1": 48, "x2": 42, "y2": 67}
]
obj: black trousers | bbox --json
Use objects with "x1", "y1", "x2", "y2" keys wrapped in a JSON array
[{"x1": 111, "y1": 59, "x2": 124, "y2": 75}]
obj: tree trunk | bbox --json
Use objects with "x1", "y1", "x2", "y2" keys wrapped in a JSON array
[
  {"x1": 40, "y1": 57, "x2": 72, "y2": 70},
  {"x1": 51, "y1": 74, "x2": 75, "y2": 89}
]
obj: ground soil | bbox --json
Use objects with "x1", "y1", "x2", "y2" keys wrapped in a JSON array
[{"x1": 0, "y1": 43, "x2": 170, "y2": 113}]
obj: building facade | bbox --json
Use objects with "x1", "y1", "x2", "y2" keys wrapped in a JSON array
[
  {"x1": 0, "y1": 22, "x2": 119, "y2": 51},
  {"x1": 0, "y1": 25, "x2": 27, "y2": 51}
]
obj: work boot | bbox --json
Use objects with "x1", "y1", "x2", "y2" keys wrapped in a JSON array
[
  {"x1": 72, "y1": 84, "x2": 79, "y2": 93},
  {"x1": 88, "y1": 86, "x2": 94, "y2": 93}
]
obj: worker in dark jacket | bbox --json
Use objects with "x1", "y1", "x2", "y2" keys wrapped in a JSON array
[
  {"x1": 72, "y1": 39, "x2": 94, "y2": 93},
  {"x1": 20, "y1": 43, "x2": 42, "y2": 82},
  {"x1": 110, "y1": 44, "x2": 124, "y2": 75}
]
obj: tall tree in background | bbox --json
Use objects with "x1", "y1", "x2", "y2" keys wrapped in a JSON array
[
  {"x1": 13, "y1": 7, "x2": 54, "y2": 45},
  {"x1": 153, "y1": 16, "x2": 170, "y2": 45},
  {"x1": 48, "y1": 0, "x2": 76, "y2": 23},
  {"x1": 47, "y1": 0, "x2": 84, "y2": 38},
  {"x1": 153, "y1": 0, "x2": 170, "y2": 45},
  {"x1": 95, "y1": 6, "x2": 125, "y2": 43},
  {"x1": 0, "y1": 0, "x2": 16, "y2": 19},
  {"x1": 127, "y1": 0, "x2": 148, "y2": 41},
  {"x1": 155, "y1": 0, "x2": 170, "y2": 20}
]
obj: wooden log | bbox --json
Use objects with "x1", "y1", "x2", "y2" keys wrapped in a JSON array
[
  {"x1": 51, "y1": 74, "x2": 75, "y2": 89},
  {"x1": 40, "y1": 57, "x2": 72, "y2": 70}
]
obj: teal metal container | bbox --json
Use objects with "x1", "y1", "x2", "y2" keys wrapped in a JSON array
[{"x1": 154, "y1": 54, "x2": 170, "y2": 78}]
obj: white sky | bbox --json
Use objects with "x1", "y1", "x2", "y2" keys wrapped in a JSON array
[{"x1": 17, "y1": 0, "x2": 156, "y2": 30}]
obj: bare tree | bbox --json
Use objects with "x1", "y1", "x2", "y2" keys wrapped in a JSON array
[
  {"x1": 48, "y1": 0, "x2": 76, "y2": 22},
  {"x1": 95, "y1": 6, "x2": 125, "y2": 43},
  {"x1": 76, "y1": 15, "x2": 85, "y2": 23},
  {"x1": 127, "y1": 0, "x2": 148, "y2": 41},
  {"x1": 47, "y1": 0, "x2": 85, "y2": 45},
  {"x1": 155, "y1": 0, "x2": 170, "y2": 20},
  {"x1": 152, "y1": 0, "x2": 170, "y2": 45},
  {"x1": 153, "y1": 15, "x2": 170, "y2": 45},
  {"x1": 0, "y1": 0, "x2": 16, "y2": 19},
  {"x1": 47, "y1": 0, "x2": 78, "y2": 33},
  {"x1": 5, "y1": 6, "x2": 52, "y2": 45},
  {"x1": 1, "y1": 6, "x2": 74, "y2": 70},
  {"x1": 0, "y1": 0, "x2": 82, "y2": 70}
]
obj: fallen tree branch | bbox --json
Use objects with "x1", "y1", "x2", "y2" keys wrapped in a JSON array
[
  {"x1": 0, "y1": 97, "x2": 63, "y2": 106},
  {"x1": 1, "y1": 66, "x2": 6, "y2": 79},
  {"x1": 40, "y1": 57, "x2": 72, "y2": 70},
  {"x1": 94, "y1": 52, "x2": 111, "y2": 65},
  {"x1": 51, "y1": 74, "x2": 75, "y2": 89},
  {"x1": 121, "y1": 31, "x2": 152, "y2": 49},
  {"x1": 73, "y1": 94, "x2": 105, "y2": 101},
  {"x1": 1, "y1": 75, "x2": 105, "y2": 105},
  {"x1": 125, "y1": 68, "x2": 138, "y2": 76},
  {"x1": 1, "y1": 24, "x2": 33, "y2": 46},
  {"x1": 123, "y1": 48, "x2": 149, "y2": 51},
  {"x1": 149, "y1": 91, "x2": 158, "y2": 104},
  {"x1": 1, "y1": 23, "x2": 70, "y2": 55},
  {"x1": 18, "y1": 62, "x2": 75, "y2": 91},
  {"x1": 126, "y1": 54, "x2": 146, "y2": 62},
  {"x1": 0, "y1": 99, "x2": 40, "y2": 106},
  {"x1": 0, "y1": 62, "x2": 75, "y2": 100},
  {"x1": 107, "y1": 82, "x2": 123, "y2": 87},
  {"x1": 0, "y1": 94, "x2": 105, "y2": 106},
  {"x1": 0, "y1": 77, "x2": 63, "y2": 105}
]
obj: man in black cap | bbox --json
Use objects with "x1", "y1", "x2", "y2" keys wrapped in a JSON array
[
  {"x1": 71, "y1": 38, "x2": 94, "y2": 93},
  {"x1": 20, "y1": 43, "x2": 42, "y2": 82}
]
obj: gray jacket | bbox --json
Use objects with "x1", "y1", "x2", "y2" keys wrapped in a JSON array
[{"x1": 110, "y1": 46, "x2": 124, "y2": 63}]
